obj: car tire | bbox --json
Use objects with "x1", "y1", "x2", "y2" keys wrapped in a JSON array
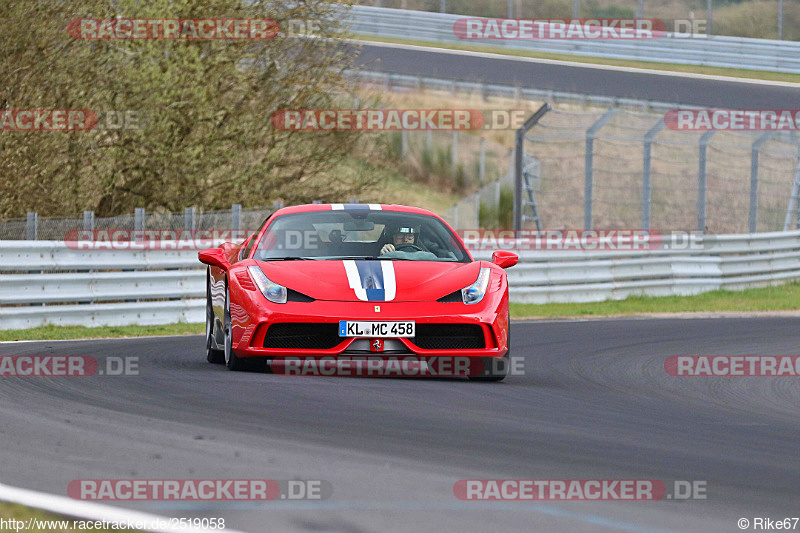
[
  {"x1": 206, "y1": 275, "x2": 224, "y2": 364},
  {"x1": 223, "y1": 282, "x2": 244, "y2": 371}
]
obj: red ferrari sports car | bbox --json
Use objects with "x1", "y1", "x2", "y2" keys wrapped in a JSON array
[{"x1": 198, "y1": 203, "x2": 518, "y2": 380}]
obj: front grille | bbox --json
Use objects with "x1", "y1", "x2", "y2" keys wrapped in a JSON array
[
  {"x1": 411, "y1": 324, "x2": 485, "y2": 350},
  {"x1": 263, "y1": 323, "x2": 342, "y2": 350}
]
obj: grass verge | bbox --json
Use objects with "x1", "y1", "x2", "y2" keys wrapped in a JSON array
[
  {"x1": 354, "y1": 35, "x2": 800, "y2": 84},
  {"x1": 511, "y1": 282, "x2": 800, "y2": 318},
  {"x1": 1, "y1": 283, "x2": 798, "y2": 342},
  {"x1": 0, "y1": 323, "x2": 204, "y2": 342}
]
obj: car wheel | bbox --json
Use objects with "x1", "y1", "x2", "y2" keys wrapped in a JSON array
[
  {"x1": 223, "y1": 283, "x2": 243, "y2": 371},
  {"x1": 206, "y1": 277, "x2": 224, "y2": 364}
]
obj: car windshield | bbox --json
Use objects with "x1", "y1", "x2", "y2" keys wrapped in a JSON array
[{"x1": 253, "y1": 210, "x2": 470, "y2": 263}]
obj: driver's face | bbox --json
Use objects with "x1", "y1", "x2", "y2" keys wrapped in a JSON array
[{"x1": 393, "y1": 233, "x2": 415, "y2": 245}]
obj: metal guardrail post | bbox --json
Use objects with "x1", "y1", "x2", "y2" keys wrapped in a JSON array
[
  {"x1": 83, "y1": 211, "x2": 94, "y2": 231},
  {"x1": 749, "y1": 133, "x2": 773, "y2": 233},
  {"x1": 401, "y1": 130, "x2": 408, "y2": 158},
  {"x1": 134, "y1": 208, "x2": 145, "y2": 231},
  {"x1": 231, "y1": 204, "x2": 242, "y2": 230},
  {"x1": 697, "y1": 130, "x2": 716, "y2": 232},
  {"x1": 184, "y1": 207, "x2": 195, "y2": 231},
  {"x1": 26, "y1": 212, "x2": 37, "y2": 241},
  {"x1": 584, "y1": 109, "x2": 619, "y2": 230},
  {"x1": 514, "y1": 103, "x2": 551, "y2": 231},
  {"x1": 642, "y1": 118, "x2": 665, "y2": 230}
]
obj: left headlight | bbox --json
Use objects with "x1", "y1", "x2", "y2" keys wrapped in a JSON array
[
  {"x1": 461, "y1": 267, "x2": 491, "y2": 305},
  {"x1": 248, "y1": 266, "x2": 287, "y2": 304}
]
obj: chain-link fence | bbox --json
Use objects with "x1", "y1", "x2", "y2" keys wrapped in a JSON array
[
  {"x1": 509, "y1": 106, "x2": 800, "y2": 234},
  {"x1": 0, "y1": 205, "x2": 278, "y2": 241}
]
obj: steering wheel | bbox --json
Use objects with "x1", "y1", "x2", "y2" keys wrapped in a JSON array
[{"x1": 395, "y1": 243, "x2": 424, "y2": 252}]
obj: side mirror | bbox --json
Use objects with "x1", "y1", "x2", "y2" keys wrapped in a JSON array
[
  {"x1": 491, "y1": 250, "x2": 518, "y2": 269},
  {"x1": 198, "y1": 248, "x2": 230, "y2": 270}
]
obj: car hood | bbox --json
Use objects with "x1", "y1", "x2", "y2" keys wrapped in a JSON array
[{"x1": 255, "y1": 259, "x2": 482, "y2": 302}]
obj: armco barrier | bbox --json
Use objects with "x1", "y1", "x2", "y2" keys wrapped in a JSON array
[
  {"x1": 345, "y1": 5, "x2": 800, "y2": 74},
  {"x1": 1, "y1": 230, "x2": 800, "y2": 329}
]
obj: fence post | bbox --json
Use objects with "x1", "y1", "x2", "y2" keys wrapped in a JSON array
[
  {"x1": 451, "y1": 131, "x2": 458, "y2": 172},
  {"x1": 426, "y1": 129, "x2": 433, "y2": 151},
  {"x1": 479, "y1": 137, "x2": 486, "y2": 185},
  {"x1": 184, "y1": 207, "x2": 195, "y2": 231},
  {"x1": 83, "y1": 211, "x2": 95, "y2": 231},
  {"x1": 134, "y1": 208, "x2": 145, "y2": 232},
  {"x1": 584, "y1": 108, "x2": 619, "y2": 230},
  {"x1": 783, "y1": 148, "x2": 800, "y2": 231},
  {"x1": 231, "y1": 204, "x2": 241, "y2": 230},
  {"x1": 26, "y1": 212, "x2": 38, "y2": 240},
  {"x1": 401, "y1": 130, "x2": 408, "y2": 158},
  {"x1": 697, "y1": 131, "x2": 716, "y2": 232},
  {"x1": 642, "y1": 119, "x2": 665, "y2": 230},
  {"x1": 749, "y1": 133, "x2": 772, "y2": 233},
  {"x1": 514, "y1": 103, "x2": 551, "y2": 231}
]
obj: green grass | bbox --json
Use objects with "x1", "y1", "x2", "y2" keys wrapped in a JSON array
[
  {"x1": 511, "y1": 282, "x2": 800, "y2": 318},
  {"x1": 0, "y1": 323, "x2": 204, "y2": 342},
  {"x1": 0, "y1": 503, "x2": 133, "y2": 531},
  {"x1": 354, "y1": 34, "x2": 800, "y2": 84},
  {"x1": 1, "y1": 284, "x2": 798, "y2": 342}
]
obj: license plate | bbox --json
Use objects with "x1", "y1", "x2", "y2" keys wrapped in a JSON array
[{"x1": 338, "y1": 321, "x2": 415, "y2": 338}]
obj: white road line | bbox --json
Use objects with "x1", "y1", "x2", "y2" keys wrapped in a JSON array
[{"x1": 352, "y1": 39, "x2": 800, "y2": 88}]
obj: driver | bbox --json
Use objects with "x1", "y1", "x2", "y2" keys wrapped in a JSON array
[{"x1": 380, "y1": 225, "x2": 420, "y2": 255}]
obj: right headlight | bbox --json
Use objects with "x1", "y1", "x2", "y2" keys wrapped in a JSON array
[
  {"x1": 461, "y1": 267, "x2": 491, "y2": 305},
  {"x1": 248, "y1": 266, "x2": 287, "y2": 304}
]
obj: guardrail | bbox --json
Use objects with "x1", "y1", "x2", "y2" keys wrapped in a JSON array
[
  {"x1": 2, "y1": 230, "x2": 800, "y2": 329},
  {"x1": 346, "y1": 5, "x2": 800, "y2": 73},
  {"x1": 0, "y1": 242, "x2": 204, "y2": 330},
  {"x1": 345, "y1": 69, "x2": 688, "y2": 113}
]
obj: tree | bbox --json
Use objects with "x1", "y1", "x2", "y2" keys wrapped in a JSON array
[{"x1": 0, "y1": 0, "x2": 371, "y2": 217}]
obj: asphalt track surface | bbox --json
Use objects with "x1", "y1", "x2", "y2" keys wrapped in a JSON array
[
  {"x1": 1, "y1": 317, "x2": 799, "y2": 532},
  {"x1": 352, "y1": 42, "x2": 800, "y2": 109}
]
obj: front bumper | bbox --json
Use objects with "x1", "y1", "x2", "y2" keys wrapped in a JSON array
[{"x1": 229, "y1": 297, "x2": 509, "y2": 360}]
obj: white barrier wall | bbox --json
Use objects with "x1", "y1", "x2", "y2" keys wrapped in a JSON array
[{"x1": 2, "y1": 230, "x2": 800, "y2": 329}]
